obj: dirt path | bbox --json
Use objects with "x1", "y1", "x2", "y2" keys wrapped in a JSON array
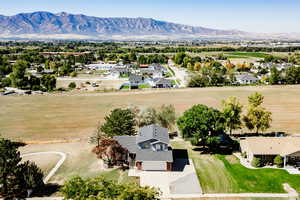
[{"x1": 21, "y1": 151, "x2": 67, "y2": 183}]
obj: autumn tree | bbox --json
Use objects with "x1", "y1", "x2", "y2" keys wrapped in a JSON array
[
  {"x1": 243, "y1": 92, "x2": 272, "y2": 134},
  {"x1": 221, "y1": 96, "x2": 243, "y2": 135},
  {"x1": 137, "y1": 107, "x2": 157, "y2": 127},
  {"x1": 248, "y1": 92, "x2": 264, "y2": 107},
  {"x1": 156, "y1": 104, "x2": 176, "y2": 130},
  {"x1": 136, "y1": 105, "x2": 176, "y2": 130},
  {"x1": 194, "y1": 62, "x2": 201, "y2": 71},
  {"x1": 92, "y1": 138, "x2": 128, "y2": 165}
]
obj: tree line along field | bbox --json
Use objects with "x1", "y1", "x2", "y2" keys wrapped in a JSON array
[{"x1": 1, "y1": 85, "x2": 300, "y2": 142}]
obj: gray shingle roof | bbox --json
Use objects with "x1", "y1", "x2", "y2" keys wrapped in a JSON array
[
  {"x1": 136, "y1": 149, "x2": 173, "y2": 162},
  {"x1": 137, "y1": 124, "x2": 170, "y2": 144},
  {"x1": 114, "y1": 124, "x2": 173, "y2": 162},
  {"x1": 114, "y1": 136, "x2": 137, "y2": 153}
]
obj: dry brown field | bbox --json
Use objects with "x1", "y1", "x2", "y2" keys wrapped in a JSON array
[{"x1": 1, "y1": 85, "x2": 300, "y2": 142}]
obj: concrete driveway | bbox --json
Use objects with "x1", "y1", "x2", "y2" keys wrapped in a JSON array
[{"x1": 129, "y1": 159, "x2": 202, "y2": 196}]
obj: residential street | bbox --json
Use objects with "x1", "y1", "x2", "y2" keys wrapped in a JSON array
[{"x1": 168, "y1": 59, "x2": 189, "y2": 88}]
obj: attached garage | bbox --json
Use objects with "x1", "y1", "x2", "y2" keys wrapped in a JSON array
[{"x1": 142, "y1": 161, "x2": 166, "y2": 171}]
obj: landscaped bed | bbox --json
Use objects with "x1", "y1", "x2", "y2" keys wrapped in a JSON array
[{"x1": 171, "y1": 141, "x2": 300, "y2": 194}]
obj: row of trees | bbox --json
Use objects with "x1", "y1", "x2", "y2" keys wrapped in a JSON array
[
  {"x1": 91, "y1": 105, "x2": 177, "y2": 140},
  {"x1": 2, "y1": 40, "x2": 300, "y2": 54},
  {"x1": 177, "y1": 92, "x2": 272, "y2": 148},
  {"x1": 173, "y1": 53, "x2": 253, "y2": 87},
  {"x1": 0, "y1": 138, "x2": 44, "y2": 198},
  {"x1": 0, "y1": 60, "x2": 56, "y2": 91},
  {"x1": 269, "y1": 66, "x2": 300, "y2": 85}
]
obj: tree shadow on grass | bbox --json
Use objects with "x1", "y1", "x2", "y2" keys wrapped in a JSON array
[
  {"x1": 33, "y1": 183, "x2": 61, "y2": 197},
  {"x1": 192, "y1": 145, "x2": 234, "y2": 155}
]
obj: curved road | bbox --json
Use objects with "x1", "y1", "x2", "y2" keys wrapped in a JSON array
[{"x1": 21, "y1": 151, "x2": 67, "y2": 183}]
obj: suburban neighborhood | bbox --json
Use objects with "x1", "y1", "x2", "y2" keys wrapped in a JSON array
[{"x1": 2, "y1": 1, "x2": 300, "y2": 200}]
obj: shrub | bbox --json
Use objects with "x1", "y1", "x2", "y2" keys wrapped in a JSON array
[
  {"x1": 241, "y1": 152, "x2": 247, "y2": 158},
  {"x1": 70, "y1": 71, "x2": 77, "y2": 77},
  {"x1": 190, "y1": 137, "x2": 199, "y2": 146},
  {"x1": 68, "y1": 82, "x2": 76, "y2": 89},
  {"x1": 274, "y1": 155, "x2": 283, "y2": 168},
  {"x1": 57, "y1": 87, "x2": 67, "y2": 92},
  {"x1": 60, "y1": 176, "x2": 159, "y2": 200},
  {"x1": 251, "y1": 157, "x2": 262, "y2": 167},
  {"x1": 85, "y1": 81, "x2": 91, "y2": 85}
]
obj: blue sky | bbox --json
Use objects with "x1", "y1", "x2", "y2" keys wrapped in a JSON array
[{"x1": 0, "y1": 0, "x2": 299, "y2": 33}]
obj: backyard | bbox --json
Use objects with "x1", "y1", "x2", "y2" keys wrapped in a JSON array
[
  {"x1": 19, "y1": 142, "x2": 138, "y2": 185},
  {"x1": 171, "y1": 141, "x2": 300, "y2": 194}
]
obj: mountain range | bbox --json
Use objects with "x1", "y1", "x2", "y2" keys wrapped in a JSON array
[{"x1": 0, "y1": 11, "x2": 298, "y2": 40}]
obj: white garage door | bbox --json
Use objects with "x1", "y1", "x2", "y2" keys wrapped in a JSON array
[{"x1": 143, "y1": 161, "x2": 166, "y2": 171}]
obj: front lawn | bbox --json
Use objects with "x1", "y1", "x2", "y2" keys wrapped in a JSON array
[
  {"x1": 100, "y1": 169, "x2": 139, "y2": 185},
  {"x1": 171, "y1": 141, "x2": 300, "y2": 193},
  {"x1": 139, "y1": 84, "x2": 151, "y2": 89}
]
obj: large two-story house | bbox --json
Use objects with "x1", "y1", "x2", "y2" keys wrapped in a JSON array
[{"x1": 114, "y1": 124, "x2": 173, "y2": 171}]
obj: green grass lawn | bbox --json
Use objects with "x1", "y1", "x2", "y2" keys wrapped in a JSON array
[
  {"x1": 172, "y1": 141, "x2": 300, "y2": 193},
  {"x1": 139, "y1": 84, "x2": 151, "y2": 89},
  {"x1": 100, "y1": 169, "x2": 139, "y2": 185}
]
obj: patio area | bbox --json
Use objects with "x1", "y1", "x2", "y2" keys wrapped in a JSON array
[{"x1": 234, "y1": 152, "x2": 300, "y2": 174}]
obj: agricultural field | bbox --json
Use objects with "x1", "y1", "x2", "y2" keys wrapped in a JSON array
[
  {"x1": 171, "y1": 141, "x2": 300, "y2": 194},
  {"x1": 56, "y1": 79, "x2": 126, "y2": 91},
  {"x1": 1, "y1": 85, "x2": 300, "y2": 142}
]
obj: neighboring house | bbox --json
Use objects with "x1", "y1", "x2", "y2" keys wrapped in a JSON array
[
  {"x1": 148, "y1": 78, "x2": 172, "y2": 88},
  {"x1": 140, "y1": 63, "x2": 166, "y2": 78},
  {"x1": 149, "y1": 63, "x2": 168, "y2": 74},
  {"x1": 235, "y1": 73, "x2": 259, "y2": 84},
  {"x1": 41, "y1": 69, "x2": 55, "y2": 74},
  {"x1": 114, "y1": 124, "x2": 173, "y2": 171},
  {"x1": 110, "y1": 66, "x2": 131, "y2": 76},
  {"x1": 129, "y1": 74, "x2": 144, "y2": 87},
  {"x1": 153, "y1": 70, "x2": 163, "y2": 78},
  {"x1": 240, "y1": 137, "x2": 300, "y2": 168},
  {"x1": 86, "y1": 63, "x2": 123, "y2": 70}
]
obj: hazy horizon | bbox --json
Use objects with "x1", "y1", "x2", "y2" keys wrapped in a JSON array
[{"x1": 0, "y1": 0, "x2": 299, "y2": 34}]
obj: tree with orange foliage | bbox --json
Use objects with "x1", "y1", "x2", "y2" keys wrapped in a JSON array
[
  {"x1": 92, "y1": 138, "x2": 128, "y2": 166},
  {"x1": 224, "y1": 61, "x2": 235, "y2": 72}
]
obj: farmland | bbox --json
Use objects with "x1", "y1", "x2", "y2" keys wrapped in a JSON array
[{"x1": 1, "y1": 85, "x2": 300, "y2": 141}]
